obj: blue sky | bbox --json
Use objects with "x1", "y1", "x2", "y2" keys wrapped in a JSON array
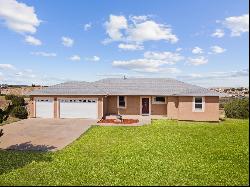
[{"x1": 0, "y1": 0, "x2": 249, "y2": 87}]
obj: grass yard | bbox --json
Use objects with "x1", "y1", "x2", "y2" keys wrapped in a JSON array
[{"x1": 0, "y1": 119, "x2": 249, "y2": 186}]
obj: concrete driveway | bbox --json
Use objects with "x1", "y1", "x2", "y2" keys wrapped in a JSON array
[{"x1": 0, "y1": 118, "x2": 97, "y2": 151}]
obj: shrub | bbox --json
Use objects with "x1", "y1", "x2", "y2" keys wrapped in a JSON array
[
  {"x1": 224, "y1": 98, "x2": 249, "y2": 119},
  {"x1": 5, "y1": 95, "x2": 25, "y2": 106},
  {"x1": 0, "y1": 109, "x2": 3, "y2": 123},
  {"x1": 3, "y1": 104, "x2": 13, "y2": 119},
  {"x1": 11, "y1": 106, "x2": 28, "y2": 119},
  {"x1": 0, "y1": 129, "x2": 3, "y2": 137},
  {"x1": 5, "y1": 94, "x2": 15, "y2": 101},
  {"x1": 11, "y1": 96, "x2": 25, "y2": 106},
  {"x1": 219, "y1": 103, "x2": 225, "y2": 109}
]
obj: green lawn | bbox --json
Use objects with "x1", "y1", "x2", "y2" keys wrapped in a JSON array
[{"x1": 0, "y1": 119, "x2": 248, "y2": 186}]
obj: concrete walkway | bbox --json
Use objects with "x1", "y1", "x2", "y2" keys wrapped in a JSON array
[{"x1": 0, "y1": 118, "x2": 96, "y2": 151}]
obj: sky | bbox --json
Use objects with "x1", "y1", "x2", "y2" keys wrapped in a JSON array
[{"x1": 0, "y1": 0, "x2": 249, "y2": 87}]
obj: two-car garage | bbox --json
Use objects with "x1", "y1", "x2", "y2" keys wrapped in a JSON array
[{"x1": 35, "y1": 98, "x2": 99, "y2": 119}]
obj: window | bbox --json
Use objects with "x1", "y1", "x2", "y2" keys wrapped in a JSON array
[
  {"x1": 193, "y1": 97, "x2": 205, "y2": 112},
  {"x1": 152, "y1": 96, "x2": 166, "y2": 104},
  {"x1": 118, "y1": 96, "x2": 126, "y2": 108}
]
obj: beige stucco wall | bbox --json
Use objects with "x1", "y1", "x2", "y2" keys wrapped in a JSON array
[
  {"x1": 106, "y1": 96, "x2": 141, "y2": 115},
  {"x1": 30, "y1": 95, "x2": 104, "y2": 119},
  {"x1": 106, "y1": 96, "x2": 117, "y2": 114},
  {"x1": 151, "y1": 103, "x2": 167, "y2": 115},
  {"x1": 54, "y1": 98, "x2": 58, "y2": 118},
  {"x1": 167, "y1": 96, "x2": 179, "y2": 119},
  {"x1": 27, "y1": 98, "x2": 35, "y2": 118},
  {"x1": 178, "y1": 96, "x2": 219, "y2": 121},
  {"x1": 119, "y1": 96, "x2": 141, "y2": 115},
  {"x1": 103, "y1": 96, "x2": 108, "y2": 116},
  {"x1": 107, "y1": 96, "x2": 168, "y2": 115}
]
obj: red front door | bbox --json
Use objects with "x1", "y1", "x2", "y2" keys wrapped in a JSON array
[{"x1": 142, "y1": 98, "x2": 149, "y2": 115}]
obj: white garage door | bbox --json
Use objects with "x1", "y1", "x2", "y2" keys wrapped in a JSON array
[
  {"x1": 59, "y1": 98, "x2": 98, "y2": 119},
  {"x1": 35, "y1": 98, "x2": 54, "y2": 118}
]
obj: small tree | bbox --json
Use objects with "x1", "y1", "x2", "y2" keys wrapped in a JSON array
[
  {"x1": 224, "y1": 98, "x2": 249, "y2": 119},
  {"x1": 0, "y1": 109, "x2": 3, "y2": 123},
  {"x1": 5, "y1": 94, "x2": 15, "y2": 101},
  {"x1": 11, "y1": 106, "x2": 28, "y2": 119},
  {"x1": 5, "y1": 95, "x2": 25, "y2": 106},
  {"x1": 11, "y1": 96, "x2": 25, "y2": 106},
  {"x1": 0, "y1": 129, "x2": 3, "y2": 138}
]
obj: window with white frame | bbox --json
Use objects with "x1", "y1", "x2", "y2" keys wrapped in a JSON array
[
  {"x1": 118, "y1": 96, "x2": 126, "y2": 108},
  {"x1": 193, "y1": 97, "x2": 205, "y2": 112},
  {"x1": 152, "y1": 96, "x2": 166, "y2": 104}
]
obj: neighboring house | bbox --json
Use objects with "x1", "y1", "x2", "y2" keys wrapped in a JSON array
[{"x1": 29, "y1": 78, "x2": 221, "y2": 121}]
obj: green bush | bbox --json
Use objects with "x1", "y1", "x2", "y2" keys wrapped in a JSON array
[
  {"x1": 224, "y1": 98, "x2": 249, "y2": 119},
  {"x1": 5, "y1": 95, "x2": 25, "y2": 106},
  {"x1": 11, "y1": 106, "x2": 28, "y2": 119},
  {"x1": 3, "y1": 95, "x2": 27, "y2": 120},
  {"x1": 11, "y1": 96, "x2": 25, "y2": 106},
  {"x1": 5, "y1": 94, "x2": 15, "y2": 101},
  {"x1": 0, "y1": 109, "x2": 3, "y2": 123}
]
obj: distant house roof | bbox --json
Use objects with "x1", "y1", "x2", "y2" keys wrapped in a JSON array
[{"x1": 29, "y1": 78, "x2": 221, "y2": 96}]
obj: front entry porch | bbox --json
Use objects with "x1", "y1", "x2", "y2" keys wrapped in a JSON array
[{"x1": 103, "y1": 95, "x2": 168, "y2": 117}]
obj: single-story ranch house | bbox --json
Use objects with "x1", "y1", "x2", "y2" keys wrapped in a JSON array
[{"x1": 29, "y1": 78, "x2": 221, "y2": 121}]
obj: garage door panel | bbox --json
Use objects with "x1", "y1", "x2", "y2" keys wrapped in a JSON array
[
  {"x1": 36, "y1": 99, "x2": 54, "y2": 118},
  {"x1": 59, "y1": 99, "x2": 98, "y2": 119}
]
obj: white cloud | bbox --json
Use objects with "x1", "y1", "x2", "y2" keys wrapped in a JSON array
[
  {"x1": 210, "y1": 45, "x2": 226, "y2": 54},
  {"x1": 0, "y1": 64, "x2": 16, "y2": 70},
  {"x1": 1, "y1": 67, "x2": 71, "y2": 86},
  {"x1": 104, "y1": 15, "x2": 128, "y2": 42},
  {"x1": 0, "y1": 72, "x2": 3, "y2": 80},
  {"x1": 192, "y1": 47, "x2": 203, "y2": 54},
  {"x1": 223, "y1": 14, "x2": 249, "y2": 36},
  {"x1": 154, "y1": 67, "x2": 181, "y2": 73},
  {"x1": 0, "y1": 0, "x2": 41, "y2": 34},
  {"x1": 14, "y1": 71, "x2": 36, "y2": 78},
  {"x1": 127, "y1": 20, "x2": 178, "y2": 43},
  {"x1": 25, "y1": 35, "x2": 42, "y2": 46},
  {"x1": 178, "y1": 69, "x2": 249, "y2": 87},
  {"x1": 118, "y1": 43, "x2": 144, "y2": 51},
  {"x1": 188, "y1": 56, "x2": 208, "y2": 66},
  {"x1": 84, "y1": 23, "x2": 92, "y2": 31},
  {"x1": 144, "y1": 51, "x2": 184, "y2": 63},
  {"x1": 24, "y1": 69, "x2": 33, "y2": 73},
  {"x1": 112, "y1": 51, "x2": 183, "y2": 73},
  {"x1": 96, "y1": 72, "x2": 129, "y2": 78},
  {"x1": 129, "y1": 15, "x2": 149, "y2": 24},
  {"x1": 211, "y1": 29, "x2": 225, "y2": 38},
  {"x1": 92, "y1": 56, "x2": 100, "y2": 62},
  {"x1": 176, "y1": 48, "x2": 182, "y2": 52},
  {"x1": 113, "y1": 59, "x2": 181, "y2": 73},
  {"x1": 15, "y1": 71, "x2": 24, "y2": 76},
  {"x1": 31, "y1": 51, "x2": 56, "y2": 57},
  {"x1": 104, "y1": 14, "x2": 178, "y2": 45},
  {"x1": 85, "y1": 56, "x2": 100, "y2": 62},
  {"x1": 69, "y1": 55, "x2": 81, "y2": 61},
  {"x1": 62, "y1": 36, "x2": 74, "y2": 47}
]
